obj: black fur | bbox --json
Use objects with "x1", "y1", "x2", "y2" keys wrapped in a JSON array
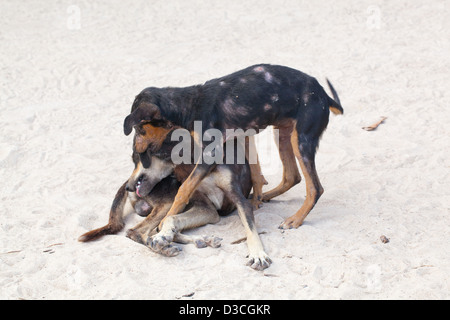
[
  {"x1": 124, "y1": 64, "x2": 344, "y2": 231},
  {"x1": 124, "y1": 64, "x2": 342, "y2": 138}
]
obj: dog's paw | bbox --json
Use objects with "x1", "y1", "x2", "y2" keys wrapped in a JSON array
[
  {"x1": 126, "y1": 229, "x2": 145, "y2": 245},
  {"x1": 279, "y1": 215, "x2": 305, "y2": 229},
  {"x1": 159, "y1": 244, "x2": 182, "y2": 257},
  {"x1": 260, "y1": 194, "x2": 271, "y2": 203},
  {"x1": 246, "y1": 252, "x2": 272, "y2": 271},
  {"x1": 250, "y1": 196, "x2": 264, "y2": 210},
  {"x1": 194, "y1": 235, "x2": 223, "y2": 249},
  {"x1": 147, "y1": 234, "x2": 174, "y2": 253}
]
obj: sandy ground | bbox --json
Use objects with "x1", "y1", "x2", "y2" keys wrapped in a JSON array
[{"x1": 1, "y1": 0, "x2": 449, "y2": 300}]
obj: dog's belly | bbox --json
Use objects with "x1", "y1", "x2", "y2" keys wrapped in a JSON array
[{"x1": 197, "y1": 175, "x2": 225, "y2": 209}]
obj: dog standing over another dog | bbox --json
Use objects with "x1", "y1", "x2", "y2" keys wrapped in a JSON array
[
  {"x1": 124, "y1": 64, "x2": 343, "y2": 230},
  {"x1": 80, "y1": 64, "x2": 343, "y2": 270}
]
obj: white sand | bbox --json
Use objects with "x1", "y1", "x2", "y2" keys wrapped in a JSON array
[{"x1": 1, "y1": 0, "x2": 449, "y2": 299}]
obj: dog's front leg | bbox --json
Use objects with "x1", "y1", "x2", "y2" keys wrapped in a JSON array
[
  {"x1": 147, "y1": 219, "x2": 181, "y2": 257},
  {"x1": 224, "y1": 184, "x2": 271, "y2": 270},
  {"x1": 158, "y1": 163, "x2": 214, "y2": 229},
  {"x1": 126, "y1": 203, "x2": 171, "y2": 245}
]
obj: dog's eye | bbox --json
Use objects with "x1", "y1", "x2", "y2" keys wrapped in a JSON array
[{"x1": 134, "y1": 126, "x2": 146, "y2": 135}]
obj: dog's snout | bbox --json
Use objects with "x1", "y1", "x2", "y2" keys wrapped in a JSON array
[
  {"x1": 125, "y1": 182, "x2": 135, "y2": 192},
  {"x1": 126, "y1": 175, "x2": 145, "y2": 192}
]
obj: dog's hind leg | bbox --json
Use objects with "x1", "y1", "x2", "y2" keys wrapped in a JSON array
[
  {"x1": 148, "y1": 197, "x2": 221, "y2": 256},
  {"x1": 245, "y1": 135, "x2": 268, "y2": 210},
  {"x1": 280, "y1": 124, "x2": 325, "y2": 229},
  {"x1": 79, "y1": 181, "x2": 134, "y2": 242},
  {"x1": 126, "y1": 203, "x2": 171, "y2": 245},
  {"x1": 173, "y1": 233, "x2": 222, "y2": 249},
  {"x1": 262, "y1": 122, "x2": 301, "y2": 201},
  {"x1": 171, "y1": 200, "x2": 223, "y2": 249}
]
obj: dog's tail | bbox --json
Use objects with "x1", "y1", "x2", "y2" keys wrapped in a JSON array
[
  {"x1": 326, "y1": 79, "x2": 344, "y2": 115},
  {"x1": 78, "y1": 182, "x2": 128, "y2": 242}
]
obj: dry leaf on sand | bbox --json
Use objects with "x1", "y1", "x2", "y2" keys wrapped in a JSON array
[{"x1": 363, "y1": 116, "x2": 387, "y2": 131}]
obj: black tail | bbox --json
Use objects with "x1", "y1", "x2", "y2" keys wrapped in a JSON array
[{"x1": 326, "y1": 79, "x2": 344, "y2": 115}]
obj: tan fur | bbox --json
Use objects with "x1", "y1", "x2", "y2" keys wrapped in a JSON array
[
  {"x1": 245, "y1": 135, "x2": 268, "y2": 210},
  {"x1": 135, "y1": 123, "x2": 172, "y2": 153},
  {"x1": 262, "y1": 120, "x2": 302, "y2": 201},
  {"x1": 160, "y1": 162, "x2": 208, "y2": 223},
  {"x1": 329, "y1": 105, "x2": 343, "y2": 115},
  {"x1": 280, "y1": 128, "x2": 324, "y2": 228}
]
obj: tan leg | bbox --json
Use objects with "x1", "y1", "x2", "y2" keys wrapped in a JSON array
[
  {"x1": 126, "y1": 203, "x2": 171, "y2": 245},
  {"x1": 245, "y1": 136, "x2": 268, "y2": 210},
  {"x1": 262, "y1": 123, "x2": 302, "y2": 201},
  {"x1": 173, "y1": 233, "x2": 222, "y2": 249},
  {"x1": 159, "y1": 162, "x2": 213, "y2": 229},
  {"x1": 280, "y1": 129, "x2": 324, "y2": 229}
]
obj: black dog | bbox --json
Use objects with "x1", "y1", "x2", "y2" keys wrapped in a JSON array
[{"x1": 124, "y1": 64, "x2": 343, "y2": 229}]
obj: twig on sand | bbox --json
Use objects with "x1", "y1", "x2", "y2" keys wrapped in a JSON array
[
  {"x1": 176, "y1": 292, "x2": 195, "y2": 299},
  {"x1": 1, "y1": 243, "x2": 64, "y2": 255},
  {"x1": 231, "y1": 231, "x2": 267, "y2": 245},
  {"x1": 363, "y1": 116, "x2": 387, "y2": 131},
  {"x1": 1, "y1": 250, "x2": 22, "y2": 255},
  {"x1": 46, "y1": 242, "x2": 64, "y2": 248}
]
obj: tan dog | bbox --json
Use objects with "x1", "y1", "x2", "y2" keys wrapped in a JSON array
[{"x1": 80, "y1": 134, "x2": 272, "y2": 270}]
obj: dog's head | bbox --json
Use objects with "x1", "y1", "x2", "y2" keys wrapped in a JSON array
[
  {"x1": 126, "y1": 148, "x2": 175, "y2": 198},
  {"x1": 124, "y1": 101, "x2": 176, "y2": 168},
  {"x1": 123, "y1": 100, "x2": 165, "y2": 135},
  {"x1": 124, "y1": 94, "x2": 177, "y2": 196}
]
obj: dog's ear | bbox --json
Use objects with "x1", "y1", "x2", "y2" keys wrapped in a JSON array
[
  {"x1": 139, "y1": 151, "x2": 152, "y2": 169},
  {"x1": 123, "y1": 102, "x2": 161, "y2": 136}
]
